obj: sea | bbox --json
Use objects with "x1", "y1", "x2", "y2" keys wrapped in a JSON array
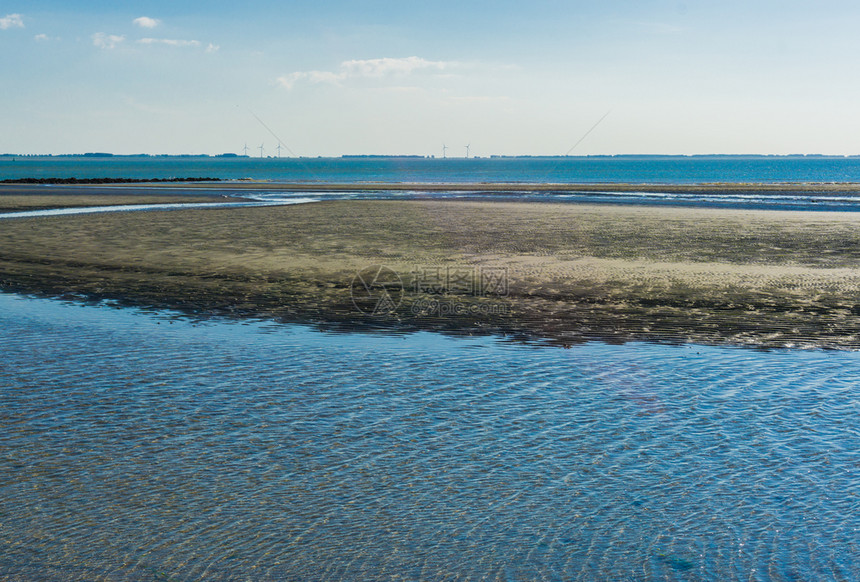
[
  {"x1": 5, "y1": 154, "x2": 860, "y2": 184},
  {"x1": 1, "y1": 156, "x2": 859, "y2": 580},
  {"x1": 7, "y1": 154, "x2": 860, "y2": 213}
]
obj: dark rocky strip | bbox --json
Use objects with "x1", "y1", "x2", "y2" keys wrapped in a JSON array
[{"x1": 1, "y1": 177, "x2": 221, "y2": 184}]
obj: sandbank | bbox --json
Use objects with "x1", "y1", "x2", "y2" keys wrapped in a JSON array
[{"x1": 2, "y1": 196, "x2": 860, "y2": 348}]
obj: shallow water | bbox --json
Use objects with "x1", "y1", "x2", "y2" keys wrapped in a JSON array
[
  {"x1": 0, "y1": 198, "x2": 319, "y2": 220},
  {"x1": 1, "y1": 293, "x2": 858, "y2": 580}
]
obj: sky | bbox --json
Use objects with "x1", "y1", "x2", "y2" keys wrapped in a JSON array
[{"x1": 3, "y1": 1, "x2": 860, "y2": 156}]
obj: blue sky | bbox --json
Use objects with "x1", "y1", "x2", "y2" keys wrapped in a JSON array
[{"x1": 3, "y1": 1, "x2": 860, "y2": 155}]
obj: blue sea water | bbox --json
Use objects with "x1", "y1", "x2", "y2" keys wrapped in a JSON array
[
  {"x1": 0, "y1": 293, "x2": 859, "y2": 581},
  {"x1": 4, "y1": 154, "x2": 860, "y2": 184},
  {"x1": 6, "y1": 155, "x2": 860, "y2": 213}
]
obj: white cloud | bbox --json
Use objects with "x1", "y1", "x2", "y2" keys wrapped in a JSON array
[
  {"x1": 0, "y1": 13, "x2": 23, "y2": 30},
  {"x1": 92, "y1": 32, "x2": 125, "y2": 49},
  {"x1": 205, "y1": 43, "x2": 219, "y2": 53},
  {"x1": 138, "y1": 37, "x2": 201, "y2": 48},
  {"x1": 341, "y1": 56, "x2": 450, "y2": 77},
  {"x1": 34, "y1": 33, "x2": 48, "y2": 41},
  {"x1": 133, "y1": 16, "x2": 161, "y2": 29},
  {"x1": 277, "y1": 56, "x2": 456, "y2": 89},
  {"x1": 278, "y1": 70, "x2": 342, "y2": 89}
]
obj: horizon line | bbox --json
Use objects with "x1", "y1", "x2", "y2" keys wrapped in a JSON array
[{"x1": 4, "y1": 153, "x2": 860, "y2": 159}]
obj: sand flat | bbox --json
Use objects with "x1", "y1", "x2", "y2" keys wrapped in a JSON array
[
  {"x1": 2, "y1": 198, "x2": 860, "y2": 347},
  {"x1": 0, "y1": 185, "x2": 243, "y2": 212},
  {"x1": 134, "y1": 180, "x2": 860, "y2": 194}
]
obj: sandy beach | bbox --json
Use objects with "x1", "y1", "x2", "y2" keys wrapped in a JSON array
[{"x1": 2, "y1": 188, "x2": 860, "y2": 348}]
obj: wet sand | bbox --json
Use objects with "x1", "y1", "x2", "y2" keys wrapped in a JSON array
[
  {"x1": 0, "y1": 185, "x2": 242, "y2": 212},
  {"x1": 136, "y1": 180, "x2": 860, "y2": 195},
  {"x1": 2, "y1": 196, "x2": 860, "y2": 348}
]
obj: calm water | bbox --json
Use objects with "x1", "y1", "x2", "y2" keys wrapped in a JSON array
[
  {"x1": 8, "y1": 156, "x2": 860, "y2": 213},
  {"x1": 1, "y1": 292, "x2": 858, "y2": 580},
  {"x1": 0, "y1": 198, "x2": 318, "y2": 220},
  {"x1": 5, "y1": 155, "x2": 860, "y2": 184},
  {"x1": 8, "y1": 160, "x2": 860, "y2": 213}
]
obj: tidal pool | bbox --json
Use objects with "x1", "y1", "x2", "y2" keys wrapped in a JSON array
[{"x1": 0, "y1": 293, "x2": 857, "y2": 580}]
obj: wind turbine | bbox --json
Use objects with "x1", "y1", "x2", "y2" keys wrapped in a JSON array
[
  {"x1": 276, "y1": 143, "x2": 282, "y2": 158},
  {"x1": 464, "y1": 144, "x2": 471, "y2": 158},
  {"x1": 442, "y1": 144, "x2": 448, "y2": 159},
  {"x1": 242, "y1": 143, "x2": 249, "y2": 156},
  {"x1": 258, "y1": 144, "x2": 265, "y2": 158}
]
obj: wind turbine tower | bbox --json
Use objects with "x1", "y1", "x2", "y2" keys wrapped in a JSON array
[
  {"x1": 242, "y1": 143, "x2": 249, "y2": 156},
  {"x1": 258, "y1": 144, "x2": 265, "y2": 158},
  {"x1": 442, "y1": 144, "x2": 448, "y2": 159},
  {"x1": 465, "y1": 144, "x2": 471, "y2": 158},
  {"x1": 276, "y1": 143, "x2": 282, "y2": 158}
]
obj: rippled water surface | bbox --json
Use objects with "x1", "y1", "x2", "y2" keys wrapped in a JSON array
[{"x1": 1, "y1": 293, "x2": 859, "y2": 581}]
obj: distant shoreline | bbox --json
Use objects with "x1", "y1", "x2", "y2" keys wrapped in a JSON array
[{"x1": 195, "y1": 181, "x2": 860, "y2": 194}]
